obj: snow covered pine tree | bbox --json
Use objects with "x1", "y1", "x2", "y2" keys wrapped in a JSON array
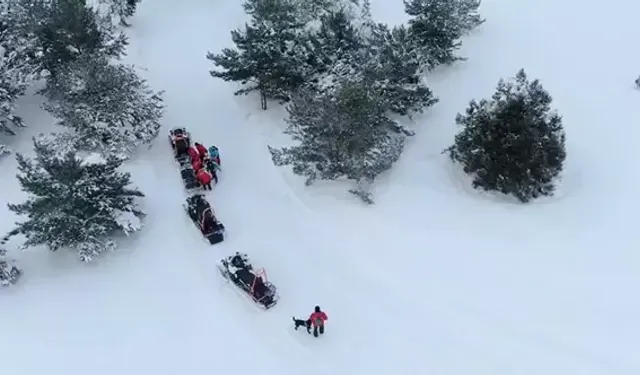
[
  {"x1": 404, "y1": 0, "x2": 484, "y2": 70},
  {"x1": 445, "y1": 69, "x2": 567, "y2": 203},
  {"x1": 5, "y1": 136, "x2": 145, "y2": 262},
  {"x1": 41, "y1": 53, "x2": 163, "y2": 158},
  {"x1": 96, "y1": 0, "x2": 142, "y2": 26},
  {"x1": 207, "y1": 0, "x2": 315, "y2": 109},
  {"x1": 0, "y1": 61, "x2": 26, "y2": 156},
  {"x1": 4, "y1": 0, "x2": 128, "y2": 77},
  {"x1": 0, "y1": 3, "x2": 42, "y2": 156},
  {"x1": 0, "y1": 245, "x2": 21, "y2": 287},
  {"x1": 362, "y1": 22, "x2": 438, "y2": 117},
  {"x1": 269, "y1": 81, "x2": 405, "y2": 203}
]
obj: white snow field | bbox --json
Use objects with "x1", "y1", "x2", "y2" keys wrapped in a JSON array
[{"x1": 1, "y1": 0, "x2": 639, "y2": 374}]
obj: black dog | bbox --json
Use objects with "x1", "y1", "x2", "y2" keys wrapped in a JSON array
[{"x1": 292, "y1": 317, "x2": 311, "y2": 333}]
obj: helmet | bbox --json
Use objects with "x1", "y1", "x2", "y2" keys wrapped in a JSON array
[{"x1": 314, "y1": 305, "x2": 321, "y2": 312}]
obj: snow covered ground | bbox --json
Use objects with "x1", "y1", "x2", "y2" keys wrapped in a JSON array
[{"x1": 1, "y1": 0, "x2": 639, "y2": 374}]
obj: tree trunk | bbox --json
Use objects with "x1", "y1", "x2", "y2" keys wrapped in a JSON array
[{"x1": 260, "y1": 89, "x2": 267, "y2": 110}]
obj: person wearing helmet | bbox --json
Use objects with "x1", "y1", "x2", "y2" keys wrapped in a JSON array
[{"x1": 308, "y1": 305, "x2": 328, "y2": 337}]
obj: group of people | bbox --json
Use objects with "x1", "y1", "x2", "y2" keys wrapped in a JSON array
[{"x1": 186, "y1": 142, "x2": 219, "y2": 190}]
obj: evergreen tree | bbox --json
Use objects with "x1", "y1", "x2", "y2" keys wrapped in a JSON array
[
  {"x1": 445, "y1": 69, "x2": 566, "y2": 203},
  {"x1": 94, "y1": 0, "x2": 142, "y2": 27},
  {"x1": 306, "y1": 8, "x2": 366, "y2": 93},
  {"x1": 3, "y1": 0, "x2": 127, "y2": 77},
  {"x1": 41, "y1": 54, "x2": 163, "y2": 158},
  {"x1": 635, "y1": 75, "x2": 640, "y2": 88},
  {"x1": 269, "y1": 81, "x2": 405, "y2": 203},
  {"x1": 363, "y1": 23, "x2": 438, "y2": 117},
  {"x1": 404, "y1": 0, "x2": 484, "y2": 70},
  {"x1": 6, "y1": 136, "x2": 145, "y2": 261},
  {"x1": 0, "y1": 61, "x2": 26, "y2": 156},
  {"x1": 0, "y1": 244, "x2": 21, "y2": 287},
  {"x1": 207, "y1": 0, "x2": 314, "y2": 109},
  {"x1": 0, "y1": 2, "x2": 42, "y2": 155}
]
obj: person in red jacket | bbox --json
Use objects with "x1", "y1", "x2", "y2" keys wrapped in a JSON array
[
  {"x1": 309, "y1": 305, "x2": 328, "y2": 337},
  {"x1": 192, "y1": 157, "x2": 203, "y2": 172},
  {"x1": 196, "y1": 167, "x2": 213, "y2": 190},
  {"x1": 194, "y1": 142, "x2": 208, "y2": 161},
  {"x1": 187, "y1": 146, "x2": 199, "y2": 163}
]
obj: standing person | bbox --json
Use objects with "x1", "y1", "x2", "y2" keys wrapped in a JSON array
[
  {"x1": 195, "y1": 142, "x2": 208, "y2": 162},
  {"x1": 187, "y1": 146, "x2": 199, "y2": 164},
  {"x1": 208, "y1": 145, "x2": 221, "y2": 167},
  {"x1": 309, "y1": 305, "x2": 328, "y2": 337},
  {"x1": 196, "y1": 168, "x2": 213, "y2": 190},
  {"x1": 192, "y1": 157, "x2": 203, "y2": 172}
]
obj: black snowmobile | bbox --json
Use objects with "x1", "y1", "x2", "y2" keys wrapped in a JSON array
[
  {"x1": 218, "y1": 252, "x2": 279, "y2": 309},
  {"x1": 180, "y1": 164, "x2": 200, "y2": 191},
  {"x1": 169, "y1": 127, "x2": 191, "y2": 163},
  {"x1": 184, "y1": 194, "x2": 225, "y2": 244}
]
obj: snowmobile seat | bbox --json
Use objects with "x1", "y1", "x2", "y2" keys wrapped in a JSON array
[
  {"x1": 174, "y1": 138, "x2": 189, "y2": 156},
  {"x1": 181, "y1": 167, "x2": 199, "y2": 190},
  {"x1": 235, "y1": 267, "x2": 255, "y2": 287}
]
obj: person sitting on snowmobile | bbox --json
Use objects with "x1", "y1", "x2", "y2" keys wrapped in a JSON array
[
  {"x1": 174, "y1": 136, "x2": 189, "y2": 158},
  {"x1": 229, "y1": 252, "x2": 249, "y2": 270},
  {"x1": 309, "y1": 306, "x2": 328, "y2": 337}
]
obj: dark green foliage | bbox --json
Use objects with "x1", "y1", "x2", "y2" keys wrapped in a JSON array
[
  {"x1": 6, "y1": 136, "x2": 145, "y2": 261},
  {"x1": 363, "y1": 23, "x2": 438, "y2": 117},
  {"x1": 445, "y1": 69, "x2": 566, "y2": 202},
  {"x1": 3, "y1": 0, "x2": 127, "y2": 77},
  {"x1": 103, "y1": 0, "x2": 142, "y2": 26},
  {"x1": 308, "y1": 10, "x2": 438, "y2": 118},
  {"x1": 0, "y1": 61, "x2": 26, "y2": 155},
  {"x1": 269, "y1": 80, "x2": 405, "y2": 203},
  {"x1": 307, "y1": 8, "x2": 364, "y2": 88},
  {"x1": 404, "y1": 0, "x2": 484, "y2": 70},
  {"x1": 41, "y1": 54, "x2": 164, "y2": 157},
  {"x1": 207, "y1": 0, "x2": 312, "y2": 109}
]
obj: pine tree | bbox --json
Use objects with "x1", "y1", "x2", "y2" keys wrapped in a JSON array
[
  {"x1": 635, "y1": 75, "x2": 640, "y2": 88},
  {"x1": 207, "y1": 0, "x2": 314, "y2": 109},
  {"x1": 0, "y1": 3, "x2": 42, "y2": 155},
  {"x1": 6, "y1": 136, "x2": 145, "y2": 261},
  {"x1": 0, "y1": 61, "x2": 26, "y2": 156},
  {"x1": 0, "y1": 244, "x2": 21, "y2": 287},
  {"x1": 363, "y1": 23, "x2": 438, "y2": 117},
  {"x1": 95, "y1": 0, "x2": 142, "y2": 27},
  {"x1": 269, "y1": 81, "x2": 405, "y2": 203},
  {"x1": 3, "y1": 0, "x2": 127, "y2": 77},
  {"x1": 404, "y1": 0, "x2": 484, "y2": 70},
  {"x1": 41, "y1": 54, "x2": 163, "y2": 158},
  {"x1": 445, "y1": 69, "x2": 566, "y2": 203},
  {"x1": 306, "y1": 8, "x2": 366, "y2": 93}
]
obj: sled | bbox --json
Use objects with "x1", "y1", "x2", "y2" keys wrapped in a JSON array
[
  {"x1": 218, "y1": 256, "x2": 279, "y2": 309},
  {"x1": 184, "y1": 195, "x2": 225, "y2": 244}
]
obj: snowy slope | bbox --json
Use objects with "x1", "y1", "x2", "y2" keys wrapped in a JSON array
[{"x1": 1, "y1": 0, "x2": 639, "y2": 375}]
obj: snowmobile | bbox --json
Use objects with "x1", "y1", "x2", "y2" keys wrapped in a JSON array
[
  {"x1": 183, "y1": 194, "x2": 225, "y2": 244},
  {"x1": 218, "y1": 252, "x2": 279, "y2": 309},
  {"x1": 169, "y1": 127, "x2": 191, "y2": 162}
]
